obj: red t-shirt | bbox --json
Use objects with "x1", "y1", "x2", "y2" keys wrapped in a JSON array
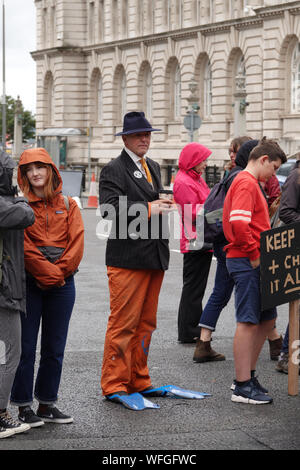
[{"x1": 223, "y1": 171, "x2": 270, "y2": 261}]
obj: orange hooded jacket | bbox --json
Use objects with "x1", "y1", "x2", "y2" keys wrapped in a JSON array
[{"x1": 18, "y1": 148, "x2": 84, "y2": 288}]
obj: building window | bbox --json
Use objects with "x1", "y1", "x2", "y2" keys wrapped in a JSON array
[
  {"x1": 209, "y1": 0, "x2": 215, "y2": 23},
  {"x1": 98, "y1": 0, "x2": 105, "y2": 42},
  {"x1": 147, "y1": 0, "x2": 154, "y2": 34},
  {"x1": 121, "y1": 0, "x2": 128, "y2": 38},
  {"x1": 176, "y1": 0, "x2": 183, "y2": 28},
  {"x1": 174, "y1": 64, "x2": 181, "y2": 120},
  {"x1": 165, "y1": 0, "x2": 171, "y2": 29},
  {"x1": 195, "y1": 0, "x2": 201, "y2": 24},
  {"x1": 88, "y1": 1, "x2": 95, "y2": 44},
  {"x1": 291, "y1": 42, "x2": 300, "y2": 113},
  {"x1": 204, "y1": 61, "x2": 212, "y2": 118},
  {"x1": 112, "y1": 0, "x2": 118, "y2": 40},
  {"x1": 43, "y1": 8, "x2": 48, "y2": 48},
  {"x1": 50, "y1": 5, "x2": 56, "y2": 46}
]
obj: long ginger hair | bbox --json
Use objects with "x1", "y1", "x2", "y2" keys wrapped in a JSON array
[{"x1": 20, "y1": 162, "x2": 60, "y2": 201}]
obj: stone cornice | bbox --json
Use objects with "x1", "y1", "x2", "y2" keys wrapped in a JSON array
[
  {"x1": 234, "y1": 18, "x2": 263, "y2": 31},
  {"x1": 31, "y1": 46, "x2": 84, "y2": 60}
]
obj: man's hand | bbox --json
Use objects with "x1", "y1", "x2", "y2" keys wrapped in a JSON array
[
  {"x1": 250, "y1": 257, "x2": 260, "y2": 269},
  {"x1": 150, "y1": 199, "x2": 175, "y2": 215}
]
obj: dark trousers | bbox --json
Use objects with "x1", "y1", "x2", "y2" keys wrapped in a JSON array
[
  {"x1": 11, "y1": 275, "x2": 75, "y2": 406},
  {"x1": 178, "y1": 250, "x2": 212, "y2": 341},
  {"x1": 199, "y1": 242, "x2": 235, "y2": 331}
]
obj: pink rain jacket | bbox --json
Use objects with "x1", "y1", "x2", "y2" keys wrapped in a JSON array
[{"x1": 173, "y1": 143, "x2": 212, "y2": 253}]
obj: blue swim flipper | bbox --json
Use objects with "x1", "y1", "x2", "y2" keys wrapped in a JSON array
[
  {"x1": 141, "y1": 385, "x2": 211, "y2": 399},
  {"x1": 107, "y1": 392, "x2": 160, "y2": 410}
]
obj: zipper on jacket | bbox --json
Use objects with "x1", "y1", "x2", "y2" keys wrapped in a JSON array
[{"x1": 45, "y1": 201, "x2": 49, "y2": 234}]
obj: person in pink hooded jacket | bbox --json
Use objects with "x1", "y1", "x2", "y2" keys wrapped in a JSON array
[{"x1": 173, "y1": 142, "x2": 213, "y2": 343}]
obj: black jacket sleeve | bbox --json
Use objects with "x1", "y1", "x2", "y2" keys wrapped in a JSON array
[
  {"x1": 0, "y1": 196, "x2": 35, "y2": 230},
  {"x1": 279, "y1": 165, "x2": 300, "y2": 224}
]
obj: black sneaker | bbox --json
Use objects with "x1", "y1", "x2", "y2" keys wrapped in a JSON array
[
  {"x1": 19, "y1": 406, "x2": 45, "y2": 428},
  {"x1": 0, "y1": 410, "x2": 30, "y2": 434},
  {"x1": 37, "y1": 406, "x2": 73, "y2": 424},
  {"x1": 231, "y1": 376, "x2": 268, "y2": 394},
  {"x1": 231, "y1": 379, "x2": 273, "y2": 405}
]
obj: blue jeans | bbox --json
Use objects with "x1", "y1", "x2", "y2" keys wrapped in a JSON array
[
  {"x1": 11, "y1": 275, "x2": 75, "y2": 406},
  {"x1": 199, "y1": 242, "x2": 235, "y2": 331},
  {"x1": 282, "y1": 324, "x2": 289, "y2": 353}
]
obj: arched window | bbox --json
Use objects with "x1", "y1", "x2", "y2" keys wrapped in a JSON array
[
  {"x1": 291, "y1": 42, "x2": 300, "y2": 113},
  {"x1": 174, "y1": 64, "x2": 181, "y2": 120},
  {"x1": 204, "y1": 60, "x2": 212, "y2": 118}
]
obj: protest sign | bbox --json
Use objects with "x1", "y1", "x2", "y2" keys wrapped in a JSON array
[{"x1": 260, "y1": 222, "x2": 300, "y2": 395}]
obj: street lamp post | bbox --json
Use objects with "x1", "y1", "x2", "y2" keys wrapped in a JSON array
[{"x1": 183, "y1": 81, "x2": 201, "y2": 142}]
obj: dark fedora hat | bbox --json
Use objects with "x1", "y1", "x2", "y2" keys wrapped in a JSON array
[{"x1": 115, "y1": 111, "x2": 161, "y2": 136}]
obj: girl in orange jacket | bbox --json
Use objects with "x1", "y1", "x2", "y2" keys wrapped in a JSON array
[{"x1": 11, "y1": 148, "x2": 84, "y2": 426}]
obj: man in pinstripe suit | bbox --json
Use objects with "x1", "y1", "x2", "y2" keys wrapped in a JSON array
[{"x1": 99, "y1": 112, "x2": 173, "y2": 405}]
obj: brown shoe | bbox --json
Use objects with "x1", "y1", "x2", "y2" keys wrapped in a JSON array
[
  {"x1": 275, "y1": 352, "x2": 288, "y2": 374},
  {"x1": 193, "y1": 339, "x2": 225, "y2": 363},
  {"x1": 268, "y1": 335, "x2": 283, "y2": 361}
]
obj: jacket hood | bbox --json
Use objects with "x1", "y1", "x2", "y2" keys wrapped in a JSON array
[
  {"x1": 178, "y1": 142, "x2": 212, "y2": 171},
  {"x1": 0, "y1": 151, "x2": 17, "y2": 196},
  {"x1": 235, "y1": 139, "x2": 258, "y2": 169},
  {"x1": 17, "y1": 148, "x2": 62, "y2": 195}
]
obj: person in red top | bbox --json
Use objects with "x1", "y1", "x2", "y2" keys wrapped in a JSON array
[{"x1": 223, "y1": 137, "x2": 286, "y2": 405}]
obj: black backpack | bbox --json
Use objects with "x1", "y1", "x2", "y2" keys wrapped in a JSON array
[{"x1": 202, "y1": 170, "x2": 239, "y2": 244}]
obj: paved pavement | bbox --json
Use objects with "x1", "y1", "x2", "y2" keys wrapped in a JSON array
[{"x1": 2, "y1": 208, "x2": 299, "y2": 455}]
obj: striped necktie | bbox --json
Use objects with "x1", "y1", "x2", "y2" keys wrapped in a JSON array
[{"x1": 140, "y1": 157, "x2": 153, "y2": 184}]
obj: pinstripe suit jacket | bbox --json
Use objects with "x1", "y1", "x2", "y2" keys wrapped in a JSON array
[{"x1": 99, "y1": 149, "x2": 169, "y2": 270}]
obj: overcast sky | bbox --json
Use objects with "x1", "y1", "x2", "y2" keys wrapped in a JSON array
[{"x1": 2, "y1": 0, "x2": 36, "y2": 113}]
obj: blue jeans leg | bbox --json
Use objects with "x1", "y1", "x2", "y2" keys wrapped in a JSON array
[
  {"x1": 282, "y1": 324, "x2": 289, "y2": 353},
  {"x1": 11, "y1": 276, "x2": 75, "y2": 406},
  {"x1": 199, "y1": 243, "x2": 235, "y2": 331}
]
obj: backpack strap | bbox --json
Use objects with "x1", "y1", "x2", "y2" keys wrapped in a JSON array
[{"x1": 63, "y1": 195, "x2": 70, "y2": 211}]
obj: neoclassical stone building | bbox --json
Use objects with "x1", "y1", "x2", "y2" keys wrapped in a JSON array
[{"x1": 32, "y1": 0, "x2": 300, "y2": 182}]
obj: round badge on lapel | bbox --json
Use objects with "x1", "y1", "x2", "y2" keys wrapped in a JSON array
[{"x1": 134, "y1": 170, "x2": 143, "y2": 179}]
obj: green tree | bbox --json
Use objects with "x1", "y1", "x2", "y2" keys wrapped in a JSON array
[{"x1": 0, "y1": 95, "x2": 36, "y2": 142}]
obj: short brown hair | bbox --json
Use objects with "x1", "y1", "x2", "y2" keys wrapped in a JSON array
[{"x1": 249, "y1": 137, "x2": 287, "y2": 164}]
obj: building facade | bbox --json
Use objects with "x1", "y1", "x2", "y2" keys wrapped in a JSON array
[{"x1": 32, "y1": 0, "x2": 300, "y2": 183}]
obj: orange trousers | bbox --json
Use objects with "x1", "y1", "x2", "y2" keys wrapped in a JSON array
[{"x1": 101, "y1": 266, "x2": 164, "y2": 396}]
